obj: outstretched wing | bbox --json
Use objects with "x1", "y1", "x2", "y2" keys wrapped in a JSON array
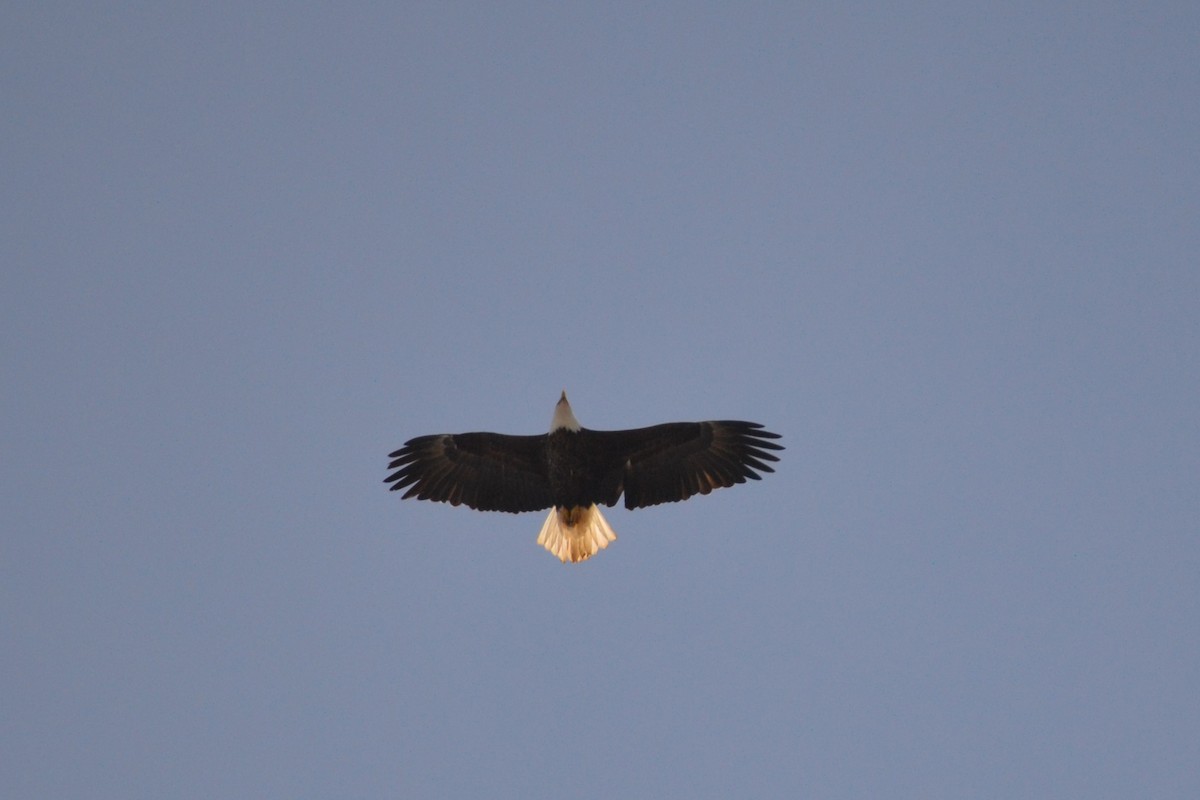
[
  {"x1": 587, "y1": 421, "x2": 783, "y2": 509},
  {"x1": 385, "y1": 432, "x2": 553, "y2": 513}
]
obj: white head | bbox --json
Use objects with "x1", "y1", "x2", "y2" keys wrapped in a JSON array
[{"x1": 550, "y1": 390, "x2": 581, "y2": 432}]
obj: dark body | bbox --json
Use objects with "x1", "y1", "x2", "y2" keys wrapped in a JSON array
[{"x1": 545, "y1": 428, "x2": 600, "y2": 509}]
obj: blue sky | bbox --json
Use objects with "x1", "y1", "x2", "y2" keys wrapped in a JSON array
[{"x1": 4, "y1": 2, "x2": 1198, "y2": 797}]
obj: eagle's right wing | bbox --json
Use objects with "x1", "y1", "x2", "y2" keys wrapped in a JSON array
[{"x1": 385, "y1": 432, "x2": 553, "y2": 513}]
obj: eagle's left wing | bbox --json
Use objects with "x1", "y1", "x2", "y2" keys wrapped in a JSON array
[{"x1": 586, "y1": 421, "x2": 783, "y2": 509}]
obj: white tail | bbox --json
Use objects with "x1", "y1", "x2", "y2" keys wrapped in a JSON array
[{"x1": 536, "y1": 505, "x2": 617, "y2": 563}]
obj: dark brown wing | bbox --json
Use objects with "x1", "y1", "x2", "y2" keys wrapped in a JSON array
[
  {"x1": 585, "y1": 421, "x2": 783, "y2": 509},
  {"x1": 384, "y1": 432, "x2": 553, "y2": 513}
]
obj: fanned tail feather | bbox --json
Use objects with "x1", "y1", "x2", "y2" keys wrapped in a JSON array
[{"x1": 537, "y1": 505, "x2": 617, "y2": 563}]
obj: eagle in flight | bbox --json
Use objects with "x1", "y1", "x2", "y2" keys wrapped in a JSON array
[{"x1": 385, "y1": 392, "x2": 783, "y2": 563}]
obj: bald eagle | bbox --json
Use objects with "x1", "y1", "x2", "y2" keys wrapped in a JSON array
[{"x1": 385, "y1": 392, "x2": 783, "y2": 563}]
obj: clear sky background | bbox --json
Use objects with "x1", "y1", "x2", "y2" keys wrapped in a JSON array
[{"x1": 4, "y1": 3, "x2": 1197, "y2": 797}]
